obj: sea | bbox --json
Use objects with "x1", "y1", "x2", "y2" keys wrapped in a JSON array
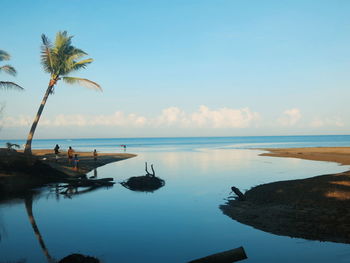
[{"x1": 1, "y1": 135, "x2": 350, "y2": 263}]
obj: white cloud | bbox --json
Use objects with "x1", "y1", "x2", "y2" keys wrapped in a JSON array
[
  {"x1": 0, "y1": 115, "x2": 32, "y2": 127},
  {"x1": 310, "y1": 117, "x2": 344, "y2": 128},
  {"x1": 189, "y1": 106, "x2": 260, "y2": 128},
  {"x1": 155, "y1": 107, "x2": 188, "y2": 126},
  {"x1": 278, "y1": 108, "x2": 301, "y2": 126},
  {"x1": 0, "y1": 105, "x2": 260, "y2": 129}
]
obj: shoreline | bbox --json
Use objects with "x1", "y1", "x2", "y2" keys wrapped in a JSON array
[
  {"x1": 221, "y1": 147, "x2": 350, "y2": 244},
  {"x1": 0, "y1": 149, "x2": 136, "y2": 200},
  {"x1": 25, "y1": 149, "x2": 136, "y2": 177}
]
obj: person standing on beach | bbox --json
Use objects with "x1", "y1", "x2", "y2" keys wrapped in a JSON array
[
  {"x1": 67, "y1": 146, "x2": 74, "y2": 164},
  {"x1": 93, "y1": 149, "x2": 98, "y2": 161},
  {"x1": 54, "y1": 144, "x2": 60, "y2": 162}
]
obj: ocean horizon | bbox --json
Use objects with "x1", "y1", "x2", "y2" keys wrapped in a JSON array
[{"x1": 2, "y1": 135, "x2": 350, "y2": 153}]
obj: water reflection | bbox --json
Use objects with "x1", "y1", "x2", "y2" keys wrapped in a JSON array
[
  {"x1": 2, "y1": 149, "x2": 350, "y2": 263},
  {"x1": 24, "y1": 194, "x2": 54, "y2": 263},
  {"x1": 90, "y1": 168, "x2": 98, "y2": 179}
]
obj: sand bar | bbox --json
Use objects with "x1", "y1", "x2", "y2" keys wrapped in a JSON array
[
  {"x1": 260, "y1": 147, "x2": 350, "y2": 165},
  {"x1": 23, "y1": 149, "x2": 136, "y2": 177}
]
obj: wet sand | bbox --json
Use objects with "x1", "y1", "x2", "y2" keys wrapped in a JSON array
[{"x1": 221, "y1": 147, "x2": 350, "y2": 244}]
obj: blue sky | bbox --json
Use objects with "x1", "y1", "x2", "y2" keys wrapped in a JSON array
[{"x1": 1, "y1": 0, "x2": 350, "y2": 139}]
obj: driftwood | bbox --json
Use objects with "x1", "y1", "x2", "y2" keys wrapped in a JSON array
[
  {"x1": 121, "y1": 163, "x2": 165, "y2": 192},
  {"x1": 188, "y1": 246, "x2": 247, "y2": 263},
  {"x1": 63, "y1": 178, "x2": 114, "y2": 187},
  {"x1": 231, "y1": 186, "x2": 245, "y2": 201},
  {"x1": 121, "y1": 176, "x2": 164, "y2": 192}
]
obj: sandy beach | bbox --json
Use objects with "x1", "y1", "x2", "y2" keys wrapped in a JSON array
[{"x1": 221, "y1": 147, "x2": 350, "y2": 244}]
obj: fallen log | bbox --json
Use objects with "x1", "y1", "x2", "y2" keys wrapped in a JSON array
[
  {"x1": 65, "y1": 177, "x2": 114, "y2": 182},
  {"x1": 188, "y1": 246, "x2": 247, "y2": 263},
  {"x1": 61, "y1": 178, "x2": 115, "y2": 188}
]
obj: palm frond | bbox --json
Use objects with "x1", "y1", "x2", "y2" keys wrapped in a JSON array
[
  {"x1": 0, "y1": 81, "x2": 24, "y2": 90},
  {"x1": 0, "y1": 50, "x2": 10, "y2": 62},
  {"x1": 69, "y1": 48, "x2": 88, "y2": 60},
  {"x1": 40, "y1": 31, "x2": 97, "y2": 81},
  {"x1": 62, "y1": 77, "x2": 102, "y2": 91},
  {"x1": 41, "y1": 34, "x2": 54, "y2": 74},
  {"x1": 69, "y1": 58, "x2": 93, "y2": 72},
  {"x1": 0, "y1": 65, "x2": 17, "y2": 76},
  {"x1": 54, "y1": 31, "x2": 73, "y2": 54}
]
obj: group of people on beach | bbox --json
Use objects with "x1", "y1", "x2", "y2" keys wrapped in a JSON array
[{"x1": 53, "y1": 144, "x2": 99, "y2": 171}]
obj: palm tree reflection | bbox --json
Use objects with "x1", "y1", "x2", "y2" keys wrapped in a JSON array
[{"x1": 24, "y1": 194, "x2": 54, "y2": 263}]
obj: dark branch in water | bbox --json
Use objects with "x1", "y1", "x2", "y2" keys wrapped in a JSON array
[
  {"x1": 145, "y1": 162, "x2": 155, "y2": 176},
  {"x1": 151, "y1": 164, "x2": 155, "y2": 176}
]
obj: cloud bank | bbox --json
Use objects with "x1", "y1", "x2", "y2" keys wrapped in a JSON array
[
  {"x1": 278, "y1": 108, "x2": 302, "y2": 126},
  {"x1": 0, "y1": 105, "x2": 260, "y2": 129}
]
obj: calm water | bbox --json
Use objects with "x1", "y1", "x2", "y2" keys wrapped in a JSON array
[{"x1": 1, "y1": 136, "x2": 350, "y2": 262}]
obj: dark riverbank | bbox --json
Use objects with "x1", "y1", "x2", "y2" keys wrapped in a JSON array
[{"x1": 221, "y1": 147, "x2": 350, "y2": 244}]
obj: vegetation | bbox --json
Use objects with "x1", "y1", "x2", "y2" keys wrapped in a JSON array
[
  {"x1": 24, "y1": 31, "x2": 101, "y2": 154},
  {"x1": 0, "y1": 50, "x2": 23, "y2": 90}
]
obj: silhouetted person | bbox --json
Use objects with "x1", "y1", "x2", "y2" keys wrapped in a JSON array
[
  {"x1": 67, "y1": 146, "x2": 74, "y2": 164},
  {"x1": 93, "y1": 149, "x2": 97, "y2": 161},
  {"x1": 54, "y1": 144, "x2": 60, "y2": 162}
]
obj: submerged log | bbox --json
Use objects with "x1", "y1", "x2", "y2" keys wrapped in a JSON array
[
  {"x1": 188, "y1": 246, "x2": 247, "y2": 263},
  {"x1": 231, "y1": 186, "x2": 245, "y2": 201}
]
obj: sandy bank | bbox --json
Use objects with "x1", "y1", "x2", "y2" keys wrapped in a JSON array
[
  {"x1": 221, "y1": 147, "x2": 350, "y2": 244},
  {"x1": 25, "y1": 149, "x2": 136, "y2": 177},
  {"x1": 260, "y1": 147, "x2": 350, "y2": 165}
]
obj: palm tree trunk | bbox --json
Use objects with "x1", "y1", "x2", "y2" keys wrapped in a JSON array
[
  {"x1": 25, "y1": 195, "x2": 54, "y2": 262},
  {"x1": 24, "y1": 83, "x2": 53, "y2": 154}
]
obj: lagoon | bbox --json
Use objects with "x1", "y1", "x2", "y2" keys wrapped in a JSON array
[{"x1": 1, "y1": 136, "x2": 350, "y2": 262}]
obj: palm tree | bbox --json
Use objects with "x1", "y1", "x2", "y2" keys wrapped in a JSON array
[
  {"x1": 0, "y1": 50, "x2": 23, "y2": 90},
  {"x1": 24, "y1": 31, "x2": 101, "y2": 154}
]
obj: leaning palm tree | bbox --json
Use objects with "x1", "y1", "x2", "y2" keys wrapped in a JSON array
[
  {"x1": 24, "y1": 31, "x2": 101, "y2": 154},
  {"x1": 0, "y1": 50, "x2": 23, "y2": 90}
]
